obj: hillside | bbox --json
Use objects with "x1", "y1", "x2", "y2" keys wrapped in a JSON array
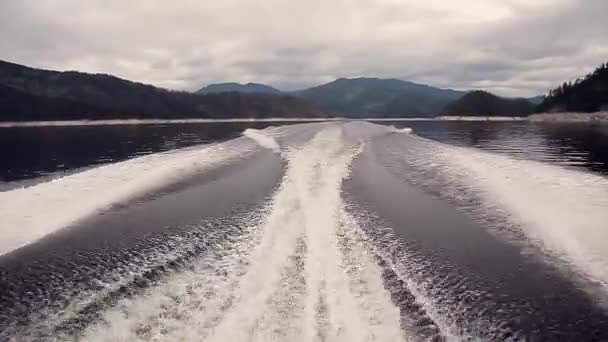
[
  {"x1": 0, "y1": 84, "x2": 109, "y2": 121},
  {"x1": 197, "y1": 82, "x2": 281, "y2": 95},
  {"x1": 0, "y1": 60, "x2": 327, "y2": 121},
  {"x1": 538, "y1": 62, "x2": 608, "y2": 113},
  {"x1": 379, "y1": 92, "x2": 456, "y2": 118},
  {"x1": 442, "y1": 90, "x2": 535, "y2": 117},
  {"x1": 292, "y1": 77, "x2": 464, "y2": 117}
]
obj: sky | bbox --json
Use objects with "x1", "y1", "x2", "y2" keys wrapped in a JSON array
[{"x1": 1, "y1": 0, "x2": 607, "y2": 97}]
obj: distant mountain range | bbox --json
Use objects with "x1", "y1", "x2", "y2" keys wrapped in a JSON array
[
  {"x1": 290, "y1": 77, "x2": 465, "y2": 118},
  {"x1": 197, "y1": 82, "x2": 281, "y2": 95},
  {"x1": 441, "y1": 90, "x2": 535, "y2": 117},
  {"x1": 202, "y1": 78, "x2": 544, "y2": 118},
  {"x1": 2, "y1": 58, "x2": 606, "y2": 121},
  {"x1": 0, "y1": 60, "x2": 328, "y2": 121}
]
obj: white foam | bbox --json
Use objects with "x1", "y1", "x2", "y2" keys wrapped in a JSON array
[
  {"x1": 386, "y1": 134, "x2": 608, "y2": 292},
  {"x1": 78, "y1": 210, "x2": 269, "y2": 342},
  {"x1": 243, "y1": 128, "x2": 281, "y2": 153},
  {"x1": 346, "y1": 206, "x2": 482, "y2": 341},
  {"x1": 337, "y1": 208, "x2": 409, "y2": 341},
  {"x1": 0, "y1": 139, "x2": 257, "y2": 256},
  {"x1": 81, "y1": 124, "x2": 403, "y2": 341},
  {"x1": 385, "y1": 125, "x2": 414, "y2": 134},
  {"x1": 442, "y1": 146, "x2": 608, "y2": 289}
]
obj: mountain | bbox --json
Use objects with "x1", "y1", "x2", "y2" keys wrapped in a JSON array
[
  {"x1": 197, "y1": 82, "x2": 281, "y2": 95},
  {"x1": 538, "y1": 61, "x2": 608, "y2": 113},
  {"x1": 441, "y1": 90, "x2": 535, "y2": 117},
  {"x1": 292, "y1": 77, "x2": 465, "y2": 117},
  {"x1": 0, "y1": 60, "x2": 327, "y2": 121},
  {"x1": 0, "y1": 84, "x2": 109, "y2": 120},
  {"x1": 379, "y1": 92, "x2": 456, "y2": 118}
]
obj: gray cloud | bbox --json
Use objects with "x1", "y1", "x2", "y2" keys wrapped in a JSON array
[{"x1": 1, "y1": 0, "x2": 606, "y2": 96}]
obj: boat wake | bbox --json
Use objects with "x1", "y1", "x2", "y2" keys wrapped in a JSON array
[
  {"x1": 79, "y1": 125, "x2": 410, "y2": 342},
  {"x1": 2, "y1": 122, "x2": 608, "y2": 341}
]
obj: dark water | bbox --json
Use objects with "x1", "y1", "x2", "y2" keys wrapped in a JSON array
[
  {"x1": 0, "y1": 122, "x2": 285, "y2": 183},
  {"x1": 386, "y1": 121, "x2": 608, "y2": 175},
  {"x1": 2, "y1": 121, "x2": 607, "y2": 185},
  {"x1": 1, "y1": 120, "x2": 608, "y2": 341}
]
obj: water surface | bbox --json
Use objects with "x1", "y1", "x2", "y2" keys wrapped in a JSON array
[{"x1": 1, "y1": 121, "x2": 607, "y2": 341}]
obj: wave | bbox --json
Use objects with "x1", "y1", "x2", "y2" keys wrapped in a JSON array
[
  {"x1": 0, "y1": 138, "x2": 259, "y2": 256},
  {"x1": 3, "y1": 121, "x2": 608, "y2": 341},
  {"x1": 385, "y1": 125, "x2": 414, "y2": 134},
  {"x1": 243, "y1": 128, "x2": 281, "y2": 153},
  {"x1": 79, "y1": 124, "x2": 407, "y2": 342},
  {"x1": 373, "y1": 132, "x2": 608, "y2": 294}
]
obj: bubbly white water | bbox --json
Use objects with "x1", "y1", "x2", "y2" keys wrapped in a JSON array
[
  {"x1": 442, "y1": 145, "x2": 608, "y2": 289},
  {"x1": 81, "y1": 125, "x2": 404, "y2": 342},
  {"x1": 385, "y1": 126, "x2": 413, "y2": 134},
  {"x1": 5, "y1": 121, "x2": 608, "y2": 341},
  {"x1": 381, "y1": 133, "x2": 608, "y2": 293},
  {"x1": 243, "y1": 128, "x2": 281, "y2": 153},
  {"x1": 0, "y1": 138, "x2": 258, "y2": 256}
]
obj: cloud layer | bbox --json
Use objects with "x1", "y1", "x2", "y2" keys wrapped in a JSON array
[{"x1": 1, "y1": 0, "x2": 607, "y2": 96}]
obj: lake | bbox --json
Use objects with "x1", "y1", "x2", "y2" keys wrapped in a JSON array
[
  {"x1": 1, "y1": 120, "x2": 607, "y2": 341},
  {"x1": 2, "y1": 121, "x2": 607, "y2": 185}
]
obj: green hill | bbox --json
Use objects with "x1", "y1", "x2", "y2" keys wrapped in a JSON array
[
  {"x1": 0, "y1": 60, "x2": 327, "y2": 121},
  {"x1": 538, "y1": 62, "x2": 608, "y2": 113},
  {"x1": 442, "y1": 90, "x2": 535, "y2": 117},
  {"x1": 292, "y1": 77, "x2": 464, "y2": 117}
]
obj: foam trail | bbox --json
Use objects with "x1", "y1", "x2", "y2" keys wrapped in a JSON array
[
  {"x1": 206, "y1": 172, "x2": 308, "y2": 341},
  {"x1": 0, "y1": 139, "x2": 257, "y2": 256},
  {"x1": 336, "y1": 208, "x2": 406, "y2": 341},
  {"x1": 209, "y1": 126, "x2": 401, "y2": 342},
  {"x1": 443, "y1": 146, "x2": 608, "y2": 289},
  {"x1": 79, "y1": 208, "x2": 270, "y2": 342},
  {"x1": 294, "y1": 128, "x2": 368, "y2": 342},
  {"x1": 81, "y1": 124, "x2": 404, "y2": 341},
  {"x1": 385, "y1": 126, "x2": 413, "y2": 134},
  {"x1": 345, "y1": 206, "x2": 478, "y2": 341},
  {"x1": 382, "y1": 133, "x2": 608, "y2": 293},
  {"x1": 243, "y1": 128, "x2": 281, "y2": 152}
]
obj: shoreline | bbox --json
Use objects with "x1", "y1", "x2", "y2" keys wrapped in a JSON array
[
  {"x1": 528, "y1": 112, "x2": 608, "y2": 123},
  {"x1": 0, "y1": 117, "x2": 344, "y2": 128},
  {"x1": 1, "y1": 112, "x2": 607, "y2": 127}
]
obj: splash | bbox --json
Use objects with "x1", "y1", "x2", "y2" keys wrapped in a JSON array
[
  {"x1": 243, "y1": 128, "x2": 281, "y2": 153},
  {"x1": 376, "y1": 132, "x2": 608, "y2": 293},
  {"x1": 0, "y1": 139, "x2": 257, "y2": 256},
  {"x1": 82, "y1": 125, "x2": 404, "y2": 342},
  {"x1": 385, "y1": 126, "x2": 414, "y2": 134}
]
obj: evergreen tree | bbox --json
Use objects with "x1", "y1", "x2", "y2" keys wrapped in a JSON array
[{"x1": 538, "y1": 61, "x2": 608, "y2": 113}]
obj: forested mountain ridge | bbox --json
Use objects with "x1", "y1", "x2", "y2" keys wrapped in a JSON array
[
  {"x1": 538, "y1": 62, "x2": 608, "y2": 113},
  {"x1": 6, "y1": 58, "x2": 605, "y2": 121},
  {"x1": 291, "y1": 77, "x2": 465, "y2": 117},
  {"x1": 441, "y1": 90, "x2": 535, "y2": 117},
  {"x1": 0, "y1": 60, "x2": 328, "y2": 121}
]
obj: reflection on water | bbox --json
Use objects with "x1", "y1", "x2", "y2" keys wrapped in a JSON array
[
  {"x1": 2, "y1": 121, "x2": 608, "y2": 184},
  {"x1": 0, "y1": 122, "x2": 286, "y2": 182},
  {"x1": 388, "y1": 121, "x2": 608, "y2": 175}
]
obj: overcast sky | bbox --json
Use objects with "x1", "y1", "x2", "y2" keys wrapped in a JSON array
[{"x1": 1, "y1": 0, "x2": 607, "y2": 96}]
